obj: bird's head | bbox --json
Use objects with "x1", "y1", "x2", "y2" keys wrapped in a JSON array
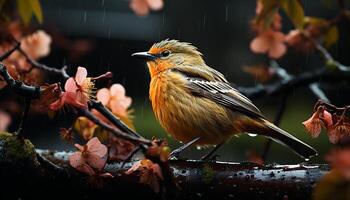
[{"x1": 132, "y1": 39, "x2": 205, "y2": 77}]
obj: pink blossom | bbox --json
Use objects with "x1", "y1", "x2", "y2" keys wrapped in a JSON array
[
  {"x1": 126, "y1": 159, "x2": 164, "y2": 193},
  {"x1": 302, "y1": 112, "x2": 323, "y2": 138},
  {"x1": 250, "y1": 30, "x2": 287, "y2": 59},
  {"x1": 21, "y1": 30, "x2": 52, "y2": 60},
  {"x1": 129, "y1": 0, "x2": 163, "y2": 16},
  {"x1": 96, "y1": 84, "x2": 132, "y2": 117},
  {"x1": 0, "y1": 110, "x2": 11, "y2": 131},
  {"x1": 50, "y1": 67, "x2": 94, "y2": 110},
  {"x1": 69, "y1": 137, "x2": 108, "y2": 175}
]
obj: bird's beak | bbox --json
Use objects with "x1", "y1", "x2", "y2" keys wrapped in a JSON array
[{"x1": 131, "y1": 52, "x2": 157, "y2": 61}]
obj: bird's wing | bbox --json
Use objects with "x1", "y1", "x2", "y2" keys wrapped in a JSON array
[{"x1": 181, "y1": 75, "x2": 266, "y2": 119}]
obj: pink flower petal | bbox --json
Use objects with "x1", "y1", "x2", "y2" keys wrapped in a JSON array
[
  {"x1": 86, "y1": 153, "x2": 107, "y2": 171},
  {"x1": 87, "y1": 137, "x2": 108, "y2": 158},
  {"x1": 110, "y1": 84, "x2": 126, "y2": 97},
  {"x1": 64, "y1": 92, "x2": 88, "y2": 109},
  {"x1": 146, "y1": 0, "x2": 163, "y2": 10},
  {"x1": 69, "y1": 151, "x2": 84, "y2": 169},
  {"x1": 322, "y1": 110, "x2": 333, "y2": 127},
  {"x1": 250, "y1": 34, "x2": 270, "y2": 54},
  {"x1": 0, "y1": 110, "x2": 11, "y2": 131},
  {"x1": 130, "y1": 0, "x2": 150, "y2": 16},
  {"x1": 125, "y1": 160, "x2": 141, "y2": 174},
  {"x1": 75, "y1": 67, "x2": 88, "y2": 86},
  {"x1": 96, "y1": 88, "x2": 110, "y2": 106},
  {"x1": 74, "y1": 143, "x2": 85, "y2": 151},
  {"x1": 64, "y1": 78, "x2": 78, "y2": 93},
  {"x1": 268, "y1": 42, "x2": 286, "y2": 59}
]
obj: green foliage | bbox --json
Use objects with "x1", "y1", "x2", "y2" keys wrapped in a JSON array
[
  {"x1": 324, "y1": 25, "x2": 339, "y2": 48},
  {"x1": 256, "y1": 0, "x2": 279, "y2": 30},
  {"x1": 280, "y1": 0, "x2": 305, "y2": 29},
  {"x1": 16, "y1": 0, "x2": 43, "y2": 26}
]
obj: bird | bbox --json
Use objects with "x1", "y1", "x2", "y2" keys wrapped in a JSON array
[{"x1": 132, "y1": 39, "x2": 317, "y2": 160}]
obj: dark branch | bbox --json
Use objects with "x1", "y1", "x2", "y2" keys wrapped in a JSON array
[
  {"x1": 16, "y1": 98, "x2": 32, "y2": 137},
  {"x1": 238, "y1": 67, "x2": 350, "y2": 100},
  {"x1": 0, "y1": 63, "x2": 41, "y2": 99},
  {"x1": 78, "y1": 107, "x2": 152, "y2": 145},
  {"x1": 89, "y1": 101, "x2": 143, "y2": 138},
  {"x1": 0, "y1": 42, "x2": 20, "y2": 61},
  {"x1": 0, "y1": 147, "x2": 328, "y2": 200},
  {"x1": 18, "y1": 47, "x2": 70, "y2": 80}
]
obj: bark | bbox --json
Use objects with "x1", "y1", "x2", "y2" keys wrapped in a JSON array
[{"x1": 0, "y1": 133, "x2": 328, "y2": 200}]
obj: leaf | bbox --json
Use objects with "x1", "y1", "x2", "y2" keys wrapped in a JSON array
[
  {"x1": 256, "y1": 0, "x2": 279, "y2": 30},
  {"x1": 280, "y1": 0, "x2": 305, "y2": 29},
  {"x1": 16, "y1": 0, "x2": 43, "y2": 26},
  {"x1": 28, "y1": 0, "x2": 43, "y2": 23},
  {"x1": 17, "y1": 0, "x2": 32, "y2": 25},
  {"x1": 324, "y1": 26, "x2": 339, "y2": 48}
]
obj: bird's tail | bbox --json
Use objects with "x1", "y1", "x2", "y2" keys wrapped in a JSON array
[{"x1": 260, "y1": 120, "x2": 317, "y2": 159}]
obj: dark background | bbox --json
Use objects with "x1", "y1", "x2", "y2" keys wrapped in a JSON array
[{"x1": 13, "y1": 0, "x2": 350, "y2": 163}]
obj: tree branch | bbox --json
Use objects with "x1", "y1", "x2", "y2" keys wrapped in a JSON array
[
  {"x1": 78, "y1": 107, "x2": 152, "y2": 145},
  {"x1": 238, "y1": 67, "x2": 350, "y2": 100},
  {"x1": 0, "y1": 62, "x2": 41, "y2": 99},
  {"x1": 0, "y1": 146, "x2": 328, "y2": 200}
]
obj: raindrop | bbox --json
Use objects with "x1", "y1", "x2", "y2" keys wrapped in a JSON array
[
  {"x1": 196, "y1": 146, "x2": 202, "y2": 150},
  {"x1": 228, "y1": 194, "x2": 234, "y2": 198},
  {"x1": 101, "y1": 0, "x2": 105, "y2": 7},
  {"x1": 102, "y1": 9, "x2": 106, "y2": 23},
  {"x1": 196, "y1": 193, "x2": 202, "y2": 197},
  {"x1": 225, "y1": 6, "x2": 229, "y2": 22},
  {"x1": 107, "y1": 28, "x2": 111, "y2": 39},
  {"x1": 304, "y1": 158, "x2": 309, "y2": 162},
  {"x1": 247, "y1": 133, "x2": 258, "y2": 137},
  {"x1": 83, "y1": 11, "x2": 87, "y2": 23}
]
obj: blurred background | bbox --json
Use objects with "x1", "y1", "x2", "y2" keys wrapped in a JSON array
[{"x1": 5, "y1": 0, "x2": 350, "y2": 164}]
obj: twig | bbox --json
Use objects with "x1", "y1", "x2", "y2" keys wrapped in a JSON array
[
  {"x1": 262, "y1": 93, "x2": 289, "y2": 161},
  {"x1": 90, "y1": 101, "x2": 143, "y2": 138},
  {"x1": 0, "y1": 63, "x2": 41, "y2": 99},
  {"x1": 238, "y1": 67, "x2": 350, "y2": 100},
  {"x1": 78, "y1": 108, "x2": 152, "y2": 145},
  {"x1": 18, "y1": 47, "x2": 70, "y2": 80},
  {"x1": 315, "y1": 100, "x2": 350, "y2": 115},
  {"x1": 16, "y1": 98, "x2": 31, "y2": 137},
  {"x1": 0, "y1": 42, "x2": 20, "y2": 61}
]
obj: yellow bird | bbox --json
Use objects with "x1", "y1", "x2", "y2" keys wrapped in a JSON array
[{"x1": 132, "y1": 39, "x2": 317, "y2": 160}]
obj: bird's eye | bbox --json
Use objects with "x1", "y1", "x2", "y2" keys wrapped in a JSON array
[{"x1": 160, "y1": 50, "x2": 171, "y2": 57}]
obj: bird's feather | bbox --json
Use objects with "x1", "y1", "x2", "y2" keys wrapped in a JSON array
[{"x1": 172, "y1": 67, "x2": 266, "y2": 119}]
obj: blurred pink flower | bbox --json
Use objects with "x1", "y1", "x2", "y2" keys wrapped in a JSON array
[
  {"x1": 97, "y1": 84, "x2": 132, "y2": 117},
  {"x1": 21, "y1": 30, "x2": 52, "y2": 60},
  {"x1": 126, "y1": 159, "x2": 164, "y2": 193},
  {"x1": 129, "y1": 0, "x2": 163, "y2": 16},
  {"x1": 250, "y1": 30, "x2": 286, "y2": 59},
  {"x1": 328, "y1": 120, "x2": 350, "y2": 144},
  {"x1": 326, "y1": 147, "x2": 350, "y2": 179},
  {"x1": 69, "y1": 137, "x2": 108, "y2": 175},
  {"x1": 0, "y1": 110, "x2": 11, "y2": 132},
  {"x1": 285, "y1": 29, "x2": 315, "y2": 52},
  {"x1": 50, "y1": 67, "x2": 94, "y2": 110}
]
